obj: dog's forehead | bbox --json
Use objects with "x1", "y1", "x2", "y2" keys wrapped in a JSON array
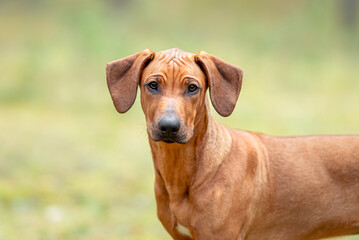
[
  {"x1": 142, "y1": 48, "x2": 204, "y2": 81},
  {"x1": 158, "y1": 48, "x2": 193, "y2": 59}
]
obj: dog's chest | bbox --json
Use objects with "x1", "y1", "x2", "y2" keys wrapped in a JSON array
[
  {"x1": 169, "y1": 199, "x2": 196, "y2": 237},
  {"x1": 176, "y1": 223, "x2": 192, "y2": 238}
]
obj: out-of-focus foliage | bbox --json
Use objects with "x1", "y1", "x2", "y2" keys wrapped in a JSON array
[{"x1": 0, "y1": 0, "x2": 358, "y2": 239}]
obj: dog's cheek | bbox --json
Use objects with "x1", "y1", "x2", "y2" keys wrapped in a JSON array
[
  {"x1": 183, "y1": 127, "x2": 194, "y2": 144},
  {"x1": 142, "y1": 103, "x2": 157, "y2": 137}
]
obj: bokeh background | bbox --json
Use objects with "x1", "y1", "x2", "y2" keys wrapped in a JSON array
[{"x1": 1, "y1": 0, "x2": 358, "y2": 239}]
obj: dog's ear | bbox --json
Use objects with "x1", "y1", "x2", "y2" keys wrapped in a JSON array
[
  {"x1": 194, "y1": 51, "x2": 243, "y2": 117},
  {"x1": 106, "y1": 49, "x2": 154, "y2": 113}
]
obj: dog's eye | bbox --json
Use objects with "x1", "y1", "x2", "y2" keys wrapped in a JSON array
[
  {"x1": 187, "y1": 84, "x2": 198, "y2": 93},
  {"x1": 149, "y1": 81, "x2": 158, "y2": 89},
  {"x1": 147, "y1": 81, "x2": 159, "y2": 92}
]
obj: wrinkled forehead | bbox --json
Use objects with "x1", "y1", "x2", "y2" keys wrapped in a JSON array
[{"x1": 142, "y1": 49, "x2": 205, "y2": 83}]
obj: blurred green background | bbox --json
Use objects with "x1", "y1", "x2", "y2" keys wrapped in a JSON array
[{"x1": 0, "y1": 0, "x2": 358, "y2": 239}]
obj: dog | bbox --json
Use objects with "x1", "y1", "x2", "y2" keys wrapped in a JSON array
[{"x1": 106, "y1": 48, "x2": 359, "y2": 240}]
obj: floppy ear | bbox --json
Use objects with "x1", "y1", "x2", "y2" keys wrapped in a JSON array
[
  {"x1": 106, "y1": 49, "x2": 154, "y2": 113},
  {"x1": 194, "y1": 51, "x2": 243, "y2": 117}
]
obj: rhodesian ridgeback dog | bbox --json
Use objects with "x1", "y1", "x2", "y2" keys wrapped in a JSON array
[{"x1": 106, "y1": 48, "x2": 359, "y2": 240}]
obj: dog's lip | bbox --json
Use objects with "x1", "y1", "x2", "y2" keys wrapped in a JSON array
[
  {"x1": 155, "y1": 137, "x2": 183, "y2": 144},
  {"x1": 151, "y1": 135, "x2": 189, "y2": 144}
]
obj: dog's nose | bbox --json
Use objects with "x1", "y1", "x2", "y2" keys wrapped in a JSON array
[{"x1": 158, "y1": 115, "x2": 180, "y2": 136}]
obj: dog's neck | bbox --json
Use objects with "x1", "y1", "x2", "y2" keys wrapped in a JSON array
[{"x1": 148, "y1": 100, "x2": 232, "y2": 203}]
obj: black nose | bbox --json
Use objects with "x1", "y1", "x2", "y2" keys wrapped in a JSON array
[{"x1": 158, "y1": 115, "x2": 181, "y2": 137}]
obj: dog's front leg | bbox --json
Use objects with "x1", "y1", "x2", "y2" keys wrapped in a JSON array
[{"x1": 154, "y1": 173, "x2": 193, "y2": 240}]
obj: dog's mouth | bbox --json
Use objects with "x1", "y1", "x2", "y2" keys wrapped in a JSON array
[
  {"x1": 147, "y1": 126, "x2": 192, "y2": 144},
  {"x1": 161, "y1": 138, "x2": 180, "y2": 144},
  {"x1": 151, "y1": 134, "x2": 190, "y2": 144}
]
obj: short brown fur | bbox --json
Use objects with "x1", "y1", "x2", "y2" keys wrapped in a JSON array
[{"x1": 106, "y1": 48, "x2": 359, "y2": 240}]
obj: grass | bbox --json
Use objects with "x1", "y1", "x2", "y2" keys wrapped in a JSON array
[{"x1": 0, "y1": 0, "x2": 358, "y2": 239}]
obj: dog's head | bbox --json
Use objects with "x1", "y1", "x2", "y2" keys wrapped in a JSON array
[{"x1": 106, "y1": 48, "x2": 243, "y2": 144}]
